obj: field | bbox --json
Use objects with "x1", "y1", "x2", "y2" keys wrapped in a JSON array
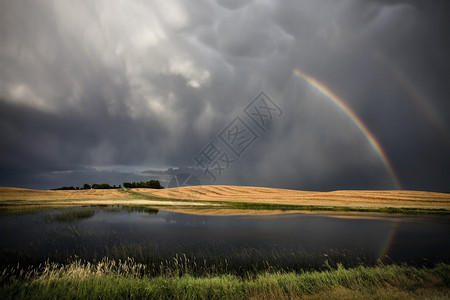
[
  {"x1": 1, "y1": 185, "x2": 449, "y2": 215},
  {"x1": 0, "y1": 186, "x2": 449, "y2": 299}
]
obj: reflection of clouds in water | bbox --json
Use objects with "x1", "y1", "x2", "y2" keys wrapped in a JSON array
[{"x1": 161, "y1": 210, "x2": 210, "y2": 227}]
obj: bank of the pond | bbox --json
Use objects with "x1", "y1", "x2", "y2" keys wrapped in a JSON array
[{"x1": 1, "y1": 261, "x2": 448, "y2": 300}]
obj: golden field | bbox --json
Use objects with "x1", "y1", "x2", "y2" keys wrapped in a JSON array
[
  {"x1": 0, "y1": 187, "x2": 209, "y2": 208},
  {"x1": 0, "y1": 185, "x2": 449, "y2": 215},
  {"x1": 141, "y1": 185, "x2": 450, "y2": 209}
]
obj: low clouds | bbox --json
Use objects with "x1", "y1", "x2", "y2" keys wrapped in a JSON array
[{"x1": 0, "y1": 0, "x2": 448, "y2": 191}]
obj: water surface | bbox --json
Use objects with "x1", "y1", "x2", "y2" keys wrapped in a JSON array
[{"x1": 0, "y1": 206, "x2": 448, "y2": 272}]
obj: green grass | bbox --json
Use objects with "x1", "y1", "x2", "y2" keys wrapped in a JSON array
[
  {"x1": 221, "y1": 201, "x2": 450, "y2": 215},
  {"x1": 121, "y1": 189, "x2": 172, "y2": 201},
  {"x1": 1, "y1": 259, "x2": 448, "y2": 299}
]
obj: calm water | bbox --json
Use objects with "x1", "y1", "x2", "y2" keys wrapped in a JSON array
[{"x1": 0, "y1": 206, "x2": 449, "y2": 270}]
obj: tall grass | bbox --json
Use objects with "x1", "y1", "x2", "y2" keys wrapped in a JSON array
[
  {"x1": 0, "y1": 243, "x2": 377, "y2": 278},
  {"x1": 1, "y1": 259, "x2": 448, "y2": 299},
  {"x1": 91, "y1": 204, "x2": 158, "y2": 215},
  {"x1": 46, "y1": 207, "x2": 95, "y2": 222}
]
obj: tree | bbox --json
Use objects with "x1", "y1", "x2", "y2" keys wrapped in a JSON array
[
  {"x1": 122, "y1": 180, "x2": 164, "y2": 189},
  {"x1": 54, "y1": 186, "x2": 75, "y2": 190},
  {"x1": 98, "y1": 183, "x2": 111, "y2": 189},
  {"x1": 146, "y1": 180, "x2": 163, "y2": 189},
  {"x1": 83, "y1": 183, "x2": 91, "y2": 189}
]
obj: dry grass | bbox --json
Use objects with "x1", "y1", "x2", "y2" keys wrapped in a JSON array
[
  {"x1": 1, "y1": 185, "x2": 449, "y2": 215},
  {"x1": 0, "y1": 187, "x2": 212, "y2": 209},
  {"x1": 144, "y1": 185, "x2": 450, "y2": 209},
  {"x1": 0, "y1": 187, "x2": 129, "y2": 201}
]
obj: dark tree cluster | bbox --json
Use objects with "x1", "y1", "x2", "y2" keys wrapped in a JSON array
[
  {"x1": 52, "y1": 186, "x2": 80, "y2": 190},
  {"x1": 54, "y1": 180, "x2": 163, "y2": 190},
  {"x1": 122, "y1": 180, "x2": 164, "y2": 189},
  {"x1": 90, "y1": 183, "x2": 120, "y2": 189},
  {"x1": 54, "y1": 183, "x2": 120, "y2": 190}
]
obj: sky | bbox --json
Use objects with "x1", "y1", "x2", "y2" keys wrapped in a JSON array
[{"x1": 0, "y1": 0, "x2": 449, "y2": 191}]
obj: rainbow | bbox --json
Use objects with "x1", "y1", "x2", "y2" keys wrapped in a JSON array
[
  {"x1": 293, "y1": 68, "x2": 401, "y2": 189},
  {"x1": 371, "y1": 52, "x2": 449, "y2": 143},
  {"x1": 377, "y1": 220, "x2": 400, "y2": 262}
]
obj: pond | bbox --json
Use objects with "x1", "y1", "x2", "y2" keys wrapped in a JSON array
[{"x1": 0, "y1": 206, "x2": 449, "y2": 275}]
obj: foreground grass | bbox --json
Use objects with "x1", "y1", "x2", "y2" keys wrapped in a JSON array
[{"x1": 1, "y1": 260, "x2": 449, "y2": 299}]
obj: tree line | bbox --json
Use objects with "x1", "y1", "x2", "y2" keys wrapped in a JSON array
[
  {"x1": 123, "y1": 180, "x2": 163, "y2": 189},
  {"x1": 53, "y1": 180, "x2": 164, "y2": 190}
]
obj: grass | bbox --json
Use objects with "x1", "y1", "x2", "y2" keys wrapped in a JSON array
[
  {"x1": 219, "y1": 201, "x2": 450, "y2": 215},
  {"x1": 0, "y1": 242, "x2": 378, "y2": 278},
  {"x1": 0, "y1": 259, "x2": 448, "y2": 299},
  {"x1": 49, "y1": 207, "x2": 96, "y2": 222},
  {"x1": 90, "y1": 204, "x2": 159, "y2": 215}
]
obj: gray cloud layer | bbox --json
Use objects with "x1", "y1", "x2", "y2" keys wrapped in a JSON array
[{"x1": 0, "y1": 0, "x2": 449, "y2": 191}]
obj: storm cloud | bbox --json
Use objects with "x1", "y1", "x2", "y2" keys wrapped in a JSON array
[{"x1": 0, "y1": 0, "x2": 448, "y2": 191}]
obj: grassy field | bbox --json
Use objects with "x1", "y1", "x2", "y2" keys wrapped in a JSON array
[
  {"x1": 1, "y1": 185, "x2": 449, "y2": 215},
  {"x1": 1, "y1": 259, "x2": 448, "y2": 300}
]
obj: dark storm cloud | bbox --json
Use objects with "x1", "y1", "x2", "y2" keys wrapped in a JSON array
[{"x1": 0, "y1": 0, "x2": 448, "y2": 191}]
